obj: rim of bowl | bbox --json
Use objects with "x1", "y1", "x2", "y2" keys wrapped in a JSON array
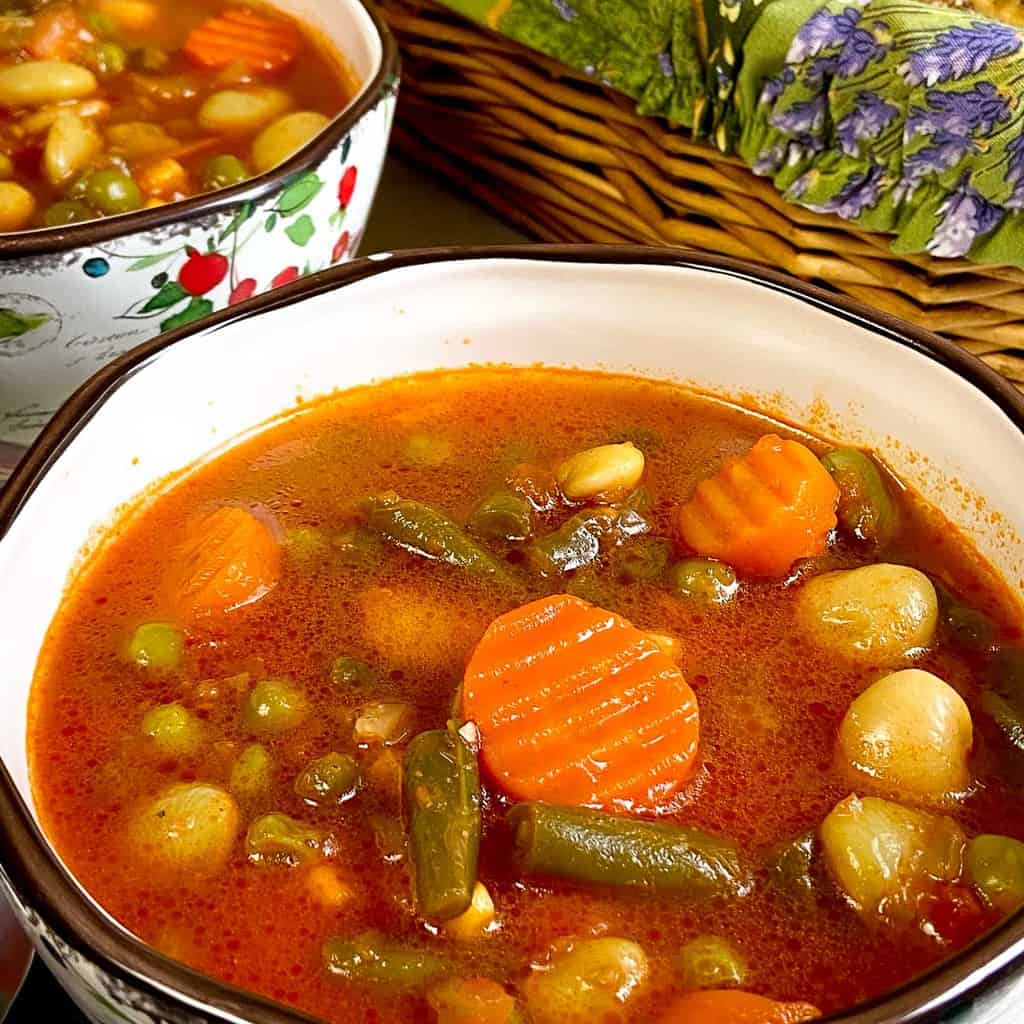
[
  {"x1": 2, "y1": 244, "x2": 1024, "y2": 1024},
  {"x1": 0, "y1": 0, "x2": 399, "y2": 261}
]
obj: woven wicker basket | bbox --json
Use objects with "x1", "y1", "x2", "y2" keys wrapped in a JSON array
[{"x1": 379, "y1": 0, "x2": 1024, "y2": 387}]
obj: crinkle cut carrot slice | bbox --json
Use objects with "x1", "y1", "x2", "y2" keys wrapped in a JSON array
[
  {"x1": 184, "y1": 8, "x2": 300, "y2": 74},
  {"x1": 675, "y1": 433, "x2": 839, "y2": 578},
  {"x1": 462, "y1": 594, "x2": 700, "y2": 812}
]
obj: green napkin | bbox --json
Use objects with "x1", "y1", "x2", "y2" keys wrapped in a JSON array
[{"x1": 437, "y1": 0, "x2": 1024, "y2": 267}]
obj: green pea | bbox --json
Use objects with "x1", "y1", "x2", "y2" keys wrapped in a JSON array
[
  {"x1": 86, "y1": 10, "x2": 117, "y2": 34},
  {"x1": 128, "y1": 622, "x2": 184, "y2": 670},
  {"x1": 243, "y1": 680, "x2": 309, "y2": 736},
  {"x1": 402, "y1": 434, "x2": 452, "y2": 467},
  {"x1": 84, "y1": 169, "x2": 143, "y2": 215},
  {"x1": 967, "y1": 834, "x2": 1024, "y2": 914},
  {"x1": 330, "y1": 656, "x2": 376, "y2": 690},
  {"x1": 90, "y1": 41, "x2": 126, "y2": 76},
  {"x1": 294, "y1": 752, "x2": 361, "y2": 805},
  {"x1": 670, "y1": 559, "x2": 738, "y2": 605},
  {"x1": 202, "y1": 154, "x2": 249, "y2": 192},
  {"x1": 246, "y1": 812, "x2": 324, "y2": 866},
  {"x1": 676, "y1": 935, "x2": 746, "y2": 989},
  {"x1": 229, "y1": 743, "x2": 272, "y2": 801},
  {"x1": 614, "y1": 537, "x2": 672, "y2": 583},
  {"x1": 44, "y1": 199, "x2": 94, "y2": 226},
  {"x1": 136, "y1": 45, "x2": 169, "y2": 71},
  {"x1": 140, "y1": 703, "x2": 201, "y2": 757}
]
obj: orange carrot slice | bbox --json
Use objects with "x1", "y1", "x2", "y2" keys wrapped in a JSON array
[
  {"x1": 462, "y1": 594, "x2": 700, "y2": 812},
  {"x1": 166, "y1": 506, "x2": 280, "y2": 620},
  {"x1": 675, "y1": 434, "x2": 838, "y2": 578},
  {"x1": 660, "y1": 991, "x2": 821, "y2": 1024},
  {"x1": 184, "y1": 8, "x2": 300, "y2": 74}
]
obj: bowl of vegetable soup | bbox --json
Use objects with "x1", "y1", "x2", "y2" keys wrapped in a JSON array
[
  {"x1": 2, "y1": 244, "x2": 1024, "y2": 1024},
  {"x1": 0, "y1": 0, "x2": 397, "y2": 447}
]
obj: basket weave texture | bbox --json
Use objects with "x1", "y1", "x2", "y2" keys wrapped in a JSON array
[{"x1": 379, "y1": 0, "x2": 1024, "y2": 388}]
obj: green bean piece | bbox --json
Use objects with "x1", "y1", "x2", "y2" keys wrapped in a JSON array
[
  {"x1": 966, "y1": 834, "x2": 1024, "y2": 914},
  {"x1": 676, "y1": 935, "x2": 747, "y2": 989},
  {"x1": 936, "y1": 583, "x2": 996, "y2": 653},
  {"x1": 242, "y1": 679, "x2": 309, "y2": 736},
  {"x1": 527, "y1": 506, "x2": 649, "y2": 576},
  {"x1": 508, "y1": 802, "x2": 752, "y2": 899},
  {"x1": 140, "y1": 703, "x2": 201, "y2": 757},
  {"x1": 766, "y1": 831, "x2": 818, "y2": 902},
  {"x1": 821, "y1": 448, "x2": 898, "y2": 545},
  {"x1": 468, "y1": 491, "x2": 534, "y2": 543},
  {"x1": 229, "y1": 743, "x2": 272, "y2": 801},
  {"x1": 90, "y1": 41, "x2": 126, "y2": 75},
  {"x1": 331, "y1": 656, "x2": 376, "y2": 690},
  {"x1": 983, "y1": 692, "x2": 1024, "y2": 755},
  {"x1": 128, "y1": 622, "x2": 184, "y2": 670},
  {"x1": 670, "y1": 559, "x2": 738, "y2": 605},
  {"x1": 84, "y1": 169, "x2": 143, "y2": 215},
  {"x1": 323, "y1": 932, "x2": 448, "y2": 988},
  {"x1": 614, "y1": 536, "x2": 672, "y2": 582},
  {"x1": 404, "y1": 728, "x2": 481, "y2": 919},
  {"x1": 363, "y1": 492, "x2": 509, "y2": 579},
  {"x1": 44, "y1": 199, "x2": 94, "y2": 226},
  {"x1": 985, "y1": 647, "x2": 1024, "y2": 756},
  {"x1": 284, "y1": 526, "x2": 328, "y2": 567},
  {"x1": 295, "y1": 752, "x2": 361, "y2": 806},
  {"x1": 246, "y1": 812, "x2": 324, "y2": 866},
  {"x1": 202, "y1": 154, "x2": 249, "y2": 191}
]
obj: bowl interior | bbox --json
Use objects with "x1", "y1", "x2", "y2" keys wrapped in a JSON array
[{"x1": 2, "y1": 254, "x2": 1023, "y2": 828}]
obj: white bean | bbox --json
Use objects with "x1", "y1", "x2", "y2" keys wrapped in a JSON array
[
  {"x1": 44, "y1": 110, "x2": 100, "y2": 186},
  {"x1": 198, "y1": 87, "x2": 293, "y2": 136},
  {"x1": 821, "y1": 794, "x2": 965, "y2": 927},
  {"x1": 0, "y1": 61, "x2": 97, "y2": 107},
  {"x1": 838, "y1": 669, "x2": 972, "y2": 802},
  {"x1": 0, "y1": 181, "x2": 35, "y2": 231},
  {"x1": 251, "y1": 110, "x2": 329, "y2": 173},
  {"x1": 557, "y1": 442, "x2": 645, "y2": 501},
  {"x1": 796, "y1": 563, "x2": 937, "y2": 665}
]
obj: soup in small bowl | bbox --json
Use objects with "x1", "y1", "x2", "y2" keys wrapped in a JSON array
[
  {"x1": 0, "y1": 0, "x2": 396, "y2": 446},
  {"x1": 1, "y1": 247, "x2": 1024, "y2": 1024}
]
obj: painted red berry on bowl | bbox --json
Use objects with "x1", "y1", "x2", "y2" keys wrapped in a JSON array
[
  {"x1": 228, "y1": 278, "x2": 257, "y2": 305},
  {"x1": 271, "y1": 266, "x2": 300, "y2": 289},
  {"x1": 178, "y1": 252, "x2": 229, "y2": 296},
  {"x1": 337, "y1": 166, "x2": 357, "y2": 208},
  {"x1": 331, "y1": 230, "x2": 351, "y2": 263}
]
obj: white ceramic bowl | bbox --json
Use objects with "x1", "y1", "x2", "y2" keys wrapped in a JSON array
[
  {"x1": 0, "y1": 0, "x2": 398, "y2": 447},
  {"x1": 1, "y1": 246, "x2": 1023, "y2": 1024}
]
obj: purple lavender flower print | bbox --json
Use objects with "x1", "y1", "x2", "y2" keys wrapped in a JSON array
[
  {"x1": 927, "y1": 174, "x2": 1005, "y2": 257},
  {"x1": 759, "y1": 67, "x2": 795, "y2": 107},
  {"x1": 1006, "y1": 133, "x2": 1024, "y2": 208},
  {"x1": 769, "y1": 95, "x2": 826, "y2": 136},
  {"x1": 806, "y1": 26, "x2": 887, "y2": 81},
  {"x1": 903, "y1": 22, "x2": 1021, "y2": 87},
  {"x1": 904, "y1": 131, "x2": 979, "y2": 177},
  {"x1": 786, "y1": 7, "x2": 860, "y2": 64},
  {"x1": 805, "y1": 164, "x2": 886, "y2": 218},
  {"x1": 551, "y1": 0, "x2": 577, "y2": 20},
  {"x1": 837, "y1": 91, "x2": 898, "y2": 155},
  {"x1": 658, "y1": 50, "x2": 674, "y2": 77},
  {"x1": 753, "y1": 144, "x2": 787, "y2": 176},
  {"x1": 904, "y1": 83, "x2": 1011, "y2": 141}
]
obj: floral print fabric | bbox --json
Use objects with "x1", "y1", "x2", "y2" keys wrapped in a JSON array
[{"x1": 436, "y1": 0, "x2": 1024, "y2": 268}]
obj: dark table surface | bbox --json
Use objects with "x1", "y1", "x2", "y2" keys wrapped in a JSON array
[{"x1": 3, "y1": 154, "x2": 525, "y2": 1024}]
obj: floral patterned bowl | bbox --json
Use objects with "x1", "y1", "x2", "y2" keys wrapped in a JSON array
[
  {"x1": 1, "y1": 246, "x2": 1024, "y2": 1024},
  {"x1": 0, "y1": 0, "x2": 398, "y2": 447}
]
